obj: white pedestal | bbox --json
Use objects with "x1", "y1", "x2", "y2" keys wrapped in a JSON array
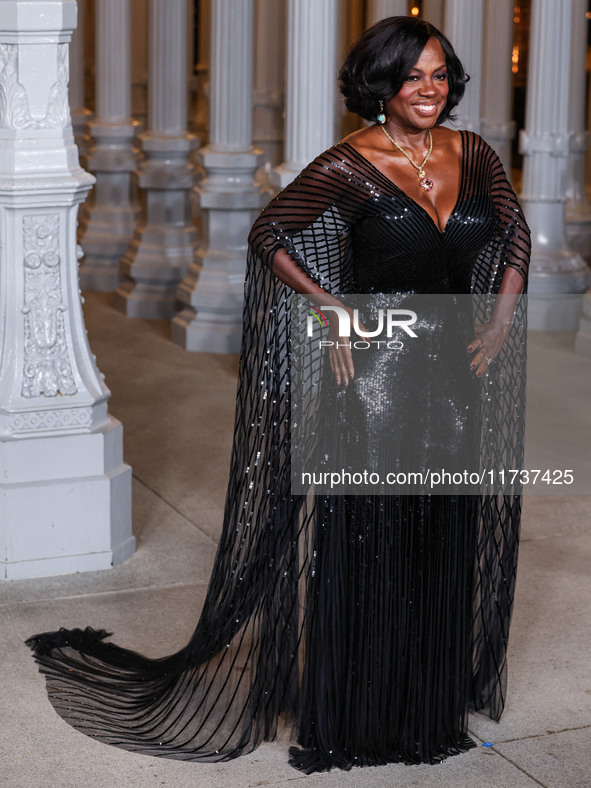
[
  {"x1": 172, "y1": 147, "x2": 266, "y2": 353},
  {"x1": 115, "y1": 135, "x2": 198, "y2": 320},
  {"x1": 78, "y1": 121, "x2": 140, "y2": 292},
  {"x1": 1, "y1": 421, "x2": 133, "y2": 580},
  {"x1": 527, "y1": 294, "x2": 584, "y2": 332},
  {"x1": 575, "y1": 291, "x2": 591, "y2": 356}
]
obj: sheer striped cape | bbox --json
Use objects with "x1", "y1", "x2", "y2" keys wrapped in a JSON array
[{"x1": 27, "y1": 130, "x2": 530, "y2": 768}]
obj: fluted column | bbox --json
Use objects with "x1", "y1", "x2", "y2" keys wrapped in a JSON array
[
  {"x1": 253, "y1": 0, "x2": 285, "y2": 170},
  {"x1": 520, "y1": 0, "x2": 590, "y2": 330},
  {"x1": 366, "y1": 0, "x2": 408, "y2": 24},
  {"x1": 573, "y1": 2, "x2": 591, "y2": 355},
  {"x1": 0, "y1": 0, "x2": 134, "y2": 580},
  {"x1": 481, "y1": 0, "x2": 514, "y2": 174},
  {"x1": 172, "y1": 0, "x2": 266, "y2": 353},
  {"x1": 270, "y1": 0, "x2": 338, "y2": 189},
  {"x1": 566, "y1": 0, "x2": 591, "y2": 263},
  {"x1": 421, "y1": 0, "x2": 444, "y2": 29},
  {"x1": 78, "y1": 0, "x2": 139, "y2": 291},
  {"x1": 444, "y1": 0, "x2": 483, "y2": 133},
  {"x1": 69, "y1": 0, "x2": 91, "y2": 166},
  {"x1": 114, "y1": 0, "x2": 198, "y2": 319}
]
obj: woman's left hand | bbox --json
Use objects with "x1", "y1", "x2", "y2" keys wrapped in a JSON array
[{"x1": 467, "y1": 320, "x2": 510, "y2": 377}]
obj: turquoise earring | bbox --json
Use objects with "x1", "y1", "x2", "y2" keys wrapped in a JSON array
[{"x1": 377, "y1": 100, "x2": 386, "y2": 125}]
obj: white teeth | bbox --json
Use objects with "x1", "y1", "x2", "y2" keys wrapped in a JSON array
[{"x1": 415, "y1": 104, "x2": 437, "y2": 111}]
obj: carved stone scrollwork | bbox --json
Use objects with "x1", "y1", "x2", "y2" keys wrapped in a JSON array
[
  {"x1": 0, "y1": 43, "x2": 70, "y2": 130},
  {"x1": 21, "y1": 214, "x2": 77, "y2": 398}
]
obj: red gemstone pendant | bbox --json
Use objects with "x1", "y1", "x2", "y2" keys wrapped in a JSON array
[{"x1": 419, "y1": 177, "x2": 434, "y2": 191}]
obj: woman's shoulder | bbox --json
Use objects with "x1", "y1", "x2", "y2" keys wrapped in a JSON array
[
  {"x1": 432, "y1": 126, "x2": 497, "y2": 156},
  {"x1": 339, "y1": 125, "x2": 382, "y2": 156},
  {"x1": 455, "y1": 129, "x2": 499, "y2": 158},
  {"x1": 300, "y1": 131, "x2": 384, "y2": 184}
]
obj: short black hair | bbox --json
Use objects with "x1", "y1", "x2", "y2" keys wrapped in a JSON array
[{"x1": 339, "y1": 16, "x2": 468, "y2": 125}]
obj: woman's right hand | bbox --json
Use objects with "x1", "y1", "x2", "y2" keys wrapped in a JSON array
[
  {"x1": 326, "y1": 307, "x2": 369, "y2": 388},
  {"x1": 327, "y1": 312, "x2": 355, "y2": 388}
]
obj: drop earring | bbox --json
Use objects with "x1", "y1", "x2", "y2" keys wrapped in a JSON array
[{"x1": 377, "y1": 100, "x2": 386, "y2": 125}]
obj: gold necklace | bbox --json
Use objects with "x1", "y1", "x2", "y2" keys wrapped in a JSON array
[{"x1": 381, "y1": 126, "x2": 434, "y2": 192}]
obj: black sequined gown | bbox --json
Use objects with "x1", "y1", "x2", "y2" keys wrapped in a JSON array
[{"x1": 27, "y1": 131, "x2": 530, "y2": 774}]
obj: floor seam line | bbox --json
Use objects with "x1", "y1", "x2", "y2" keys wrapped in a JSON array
[
  {"x1": 0, "y1": 580, "x2": 209, "y2": 607},
  {"x1": 493, "y1": 723, "x2": 591, "y2": 744},
  {"x1": 491, "y1": 748, "x2": 550, "y2": 787},
  {"x1": 132, "y1": 474, "x2": 219, "y2": 546}
]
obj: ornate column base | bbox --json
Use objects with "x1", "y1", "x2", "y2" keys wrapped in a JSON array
[
  {"x1": 575, "y1": 290, "x2": 591, "y2": 356},
  {"x1": 1, "y1": 420, "x2": 133, "y2": 580},
  {"x1": 566, "y1": 137, "x2": 591, "y2": 262},
  {"x1": 114, "y1": 134, "x2": 198, "y2": 320},
  {"x1": 172, "y1": 146, "x2": 267, "y2": 353},
  {"x1": 521, "y1": 201, "x2": 591, "y2": 330},
  {"x1": 565, "y1": 213, "x2": 591, "y2": 263},
  {"x1": 78, "y1": 121, "x2": 140, "y2": 292},
  {"x1": 71, "y1": 108, "x2": 93, "y2": 170},
  {"x1": 269, "y1": 163, "x2": 306, "y2": 191}
]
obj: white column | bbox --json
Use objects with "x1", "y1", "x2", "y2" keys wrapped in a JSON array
[
  {"x1": 171, "y1": 0, "x2": 266, "y2": 353},
  {"x1": 366, "y1": 0, "x2": 408, "y2": 24},
  {"x1": 270, "y1": 0, "x2": 338, "y2": 189},
  {"x1": 77, "y1": 0, "x2": 139, "y2": 291},
  {"x1": 575, "y1": 292, "x2": 591, "y2": 356},
  {"x1": 69, "y1": 0, "x2": 92, "y2": 166},
  {"x1": 573, "y1": 2, "x2": 591, "y2": 355},
  {"x1": 0, "y1": 0, "x2": 134, "y2": 580},
  {"x1": 481, "y1": 0, "x2": 514, "y2": 174},
  {"x1": 421, "y1": 0, "x2": 444, "y2": 29},
  {"x1": 519, "y1": 0, "x2": 590, "y2": 330},
  {"x1": 444, "y1": 0, "x2": 483, "y2": 133},
  {"x1": 114, "y1": 0, "x2": 198, "y2": 319},
  {"x1": 566, "y1": 0, "x2": 591, "y2": 262},
  {"x1": 253, "y1": 0, "x2": 285, "y2": 170}
]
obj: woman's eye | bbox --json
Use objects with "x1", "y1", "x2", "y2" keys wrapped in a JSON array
[
  {"x1": 435, "y1": 73, "x2": 448, "y2": 81},
  {"x1": 405, "y1": 75, "x2": 420, "y2": 82}
]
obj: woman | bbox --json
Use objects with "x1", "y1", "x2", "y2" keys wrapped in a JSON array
[{"x1": 27, "y1": 17, "x2": 530, "y2": 775}]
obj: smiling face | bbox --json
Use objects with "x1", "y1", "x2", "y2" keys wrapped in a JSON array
[{"x1": 385, "y1": 37, "x2": 449, "y2": 132}]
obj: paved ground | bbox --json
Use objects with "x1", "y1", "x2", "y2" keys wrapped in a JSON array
[{"x1": 1, "y1": 292, "x2": 590, "y2": 788}]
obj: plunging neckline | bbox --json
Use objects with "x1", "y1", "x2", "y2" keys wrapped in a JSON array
[{"x1": 339, "y1": 130, "x2": 466, "y2": 236}]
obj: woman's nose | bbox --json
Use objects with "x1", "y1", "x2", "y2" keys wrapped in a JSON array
[{"x1": 418, "y1": 79, "x2": 438, "y2": 95}]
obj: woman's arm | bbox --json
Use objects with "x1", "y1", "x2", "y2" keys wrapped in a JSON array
[
  {"x1": 467, "y1": 139, "x2": 531, "y2": 377},
  {"x1": 248, "y1": 147, "x2": 370, "y2": 386}
]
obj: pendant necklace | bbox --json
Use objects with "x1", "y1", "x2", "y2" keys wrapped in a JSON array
[{"x1": 381, "y1": 125, "x2": 434, "y2": 192}]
